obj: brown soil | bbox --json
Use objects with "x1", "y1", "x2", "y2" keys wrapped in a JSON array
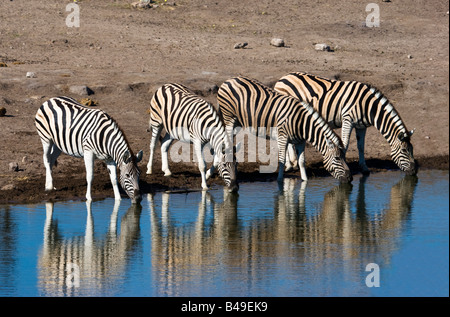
[{"x1": 1, "y1": 0, "x2": 448, "y2": 205}]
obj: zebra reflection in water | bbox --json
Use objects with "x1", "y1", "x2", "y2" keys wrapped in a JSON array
[
  {"x1": 38, "y1": 201, "x2": 142, "y2": 296},
  {"x1": 148, "y1": 175, "x2": 417, "y2": 295}
]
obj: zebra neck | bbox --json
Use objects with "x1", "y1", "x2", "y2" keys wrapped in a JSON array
[
  {"x1": 105, "y1": 128, "x2": 132, "y2": 166},
  {"x1": 368, "y1": 89, "x2": 408, "y2": 145},
  {"x1": 296, "y1": 102, "x2": 341, "y2": 156},
  {"x1": 209, "y1": 128, "x2": 230, "y2": 158}
]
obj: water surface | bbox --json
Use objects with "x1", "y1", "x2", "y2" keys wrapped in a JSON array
[{"x1": 0, "y1": 170, "x2": 448, "y2": 297}]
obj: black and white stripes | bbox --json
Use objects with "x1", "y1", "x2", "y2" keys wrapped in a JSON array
[
  {"x1": 274, "y1": 72, "x2": 416, "y2": 175},
  {"x1": 35, "y1": 96, "x2": 143, "y2": 203},
  {"x1": 217, "y1": 76, "x2": 352, "y2": 183},
  {"x1": 147, "y1": 83, "x2": 238, "y2": 191}
]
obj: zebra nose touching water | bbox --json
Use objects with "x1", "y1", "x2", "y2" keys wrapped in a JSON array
[
  {"x1": 35, "y1": 97, "x2": 143, "y2": 204},
  {"x1": 146, "y1": 83, "x2": 239, "y2": 192}
]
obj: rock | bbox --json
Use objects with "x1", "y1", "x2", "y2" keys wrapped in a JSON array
[
  {"x1": 270, "y1": 38, "x2": 285, "y2": 47},
  {"x1": 407, "y1": 54, "x2": 413, "y2": 59},
  {"x1": 234, "y1": 42, "x2": 248, "y2": 49},
  {"x1": 26, "y1": 71, "x2": 37, "y2": 78},
  {"x1": 131, "y1": 0, "x2": 153, "y2": 9},
  {"x1": 9, "y1": 162, "x2": 19, "y2": 172},
  {"x1": 0, "y1": 107, "x2": 6, "y2": 117},
  {"x1": 69, "y1": 85, "x2": 94, "y2": 96},
  {"x1": 315, "y1": 43, "x2": 331, "y2": 51},
  {"x1": 1, "y1": 184, "x2": 16, "y2": 191},
  {"x1": 22, "y1": 156, "x2": 28, "y2": 164}
]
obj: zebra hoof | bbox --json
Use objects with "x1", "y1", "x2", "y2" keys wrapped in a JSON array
[{"x1": 164, "y1": 171, "x2": 172, "y2": 177}]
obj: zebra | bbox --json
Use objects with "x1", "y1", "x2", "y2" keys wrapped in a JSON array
[
  {"x1": 35, "y1": 96, "x2": 143, "y2": 204},
  {"x1": 274, "y1": 72, "x2": 416, "y2": 175},
  {"x1": 146, "y1": 83, "x2": 239, "y2": 192},
  {"x1": 217, "y1": 76, "x2": 352, "y2": 183}
]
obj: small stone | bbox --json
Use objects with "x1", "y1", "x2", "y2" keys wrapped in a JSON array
[
  {"x1": 69, "y1": 85, "x2": 94, "y2": 96},
  {"x1": 1, "y1": 184, "x2": 16, "y2": 191},
  {"x1": 26, "y1": 72, "x2": 37, "y2": 78},
  {"x1": 0, "y1": 107, "x2": 6, "y2": 117},
  {"x1": 425, "y1": 136, "x2": 430, "y2": 139},
  {"x1": 234, "y1": 42, "x2": 248, "y2": 49},
  {"x1": 270, "y1": 38, "x2": 285, "y2": 47},
  {"x1": 22, "y1": 156, "x2": 28, "y2": 164},
  {"x1": 9, "y1": 162, "x2": 19, "y2": 172},
  {"x1": 407, "y1": 54, "x2": 413, "y2": 59},
  {"x1": 315, "y1": 43, "x2": 331, "y2": 51}
]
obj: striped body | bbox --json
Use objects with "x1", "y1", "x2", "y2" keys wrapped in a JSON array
[
  {"x1": 274, "y1": 72, "x2": 416, "y2": 175},
  {"x1": 35, "y1": 97, "x2": 143, "y2": 203},
  {"x1": 217, "y1": 77, "x2": 352, "y2": 183},
  {"x1": 147, "y1": 83, "x2": 238, "y2": 191}
]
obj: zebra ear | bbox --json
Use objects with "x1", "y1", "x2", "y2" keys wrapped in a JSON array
[
  {"x1": 122, "y1": 150, "x2": 131, "y2": 164},
  {"x1": 135, "y1": 150, "x2": 143, "y2": 163}
]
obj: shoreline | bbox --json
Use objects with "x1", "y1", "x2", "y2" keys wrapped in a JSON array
[{"x1": 0, "y1": 154, "x2": 447, "y2": 205}]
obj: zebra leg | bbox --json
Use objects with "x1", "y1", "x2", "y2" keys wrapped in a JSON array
[
  {"x1": 160, "y1": 134, "x2": 173, "y2": 177},
  {"x1": 276, "y1": 136, "x2": 288, "y2": 183},
  {"x1": 106, "y1": 161, "x2": 122, "y2": 200},
  {"x1": 41, "y1": 140, "x2": 60, "y2": 191},
  {"x1": 355, "y1": 128, "x2": 370, "y2": 175},
  {"x1": 83, "y1": 151, "x2": 95, "y2": 201},
  {"x1": 295, "y1": 141, "x2": 307, "y2": 181},
  {"x1": 285, "y1": 144, "x2": 298, "y2": 172},
  {"x1": 146, "y1": 125, "x2": 162, "y2": 175},
  {"x1": 193, "y1": 139, "x2": 209, "y2": 190},
  {"x1": 340, "y1": 119, "x2": 354, "y2": 153},
  {"x1": 206, "y1": 154, "x2": 219, "y2": 180}
]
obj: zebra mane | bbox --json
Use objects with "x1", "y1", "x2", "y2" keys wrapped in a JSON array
[
  {"x1": 100, "y1": 110, "x2": 136, "y2": 161},
  {"x1": 365, "y1": 84, "x2": 409, "y2": 140}
]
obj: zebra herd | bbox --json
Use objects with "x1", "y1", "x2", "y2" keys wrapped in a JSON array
[{"x1": 34, "y1": 73, "x2": 417, "y2": 204}]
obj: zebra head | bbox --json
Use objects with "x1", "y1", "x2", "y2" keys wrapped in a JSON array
[
  {"x1": 217, "y1": 143, "x2": 239, "y2": 192},
  {"x1": 119, "y1": 150, "x2": 143, "y2": 204},
  {"x1": 392, "y1": 130, "x2": 416, "y2": 175},
  {"x1": 323, "y1": 139, "x2": 353, "y2": 183}
]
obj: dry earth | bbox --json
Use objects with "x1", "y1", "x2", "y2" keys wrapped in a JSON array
[{"x1": 0, "y1": 0, "x2": 448, "y2": 204}]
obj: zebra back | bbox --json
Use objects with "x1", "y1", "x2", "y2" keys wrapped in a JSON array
[
  {"x1": 218, "y1": 76, "x2": 344, "y2": 156},
  {"x1": 150, "y1": 83, "x2": 231, "y2": 156},
  {"x1": 35, "y1": 96, "x2": 135, "y2": 165},
  {"x1": 274, "y1": 72, "x2": 412, "y2": 144}
]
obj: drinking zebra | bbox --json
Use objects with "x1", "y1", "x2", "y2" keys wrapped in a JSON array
[
  {"x1": 35, "y1": 96, "x2": 143, "y2": 203},
  {"x1": 274, "y1": 72, "x2": 416, "y2": 175},
  {"x1": 146, "y1": 83, "x2": 239, "y2": 192},
  {"x1": 217, "y1": 76, "x2": 352, "y2": 183}
]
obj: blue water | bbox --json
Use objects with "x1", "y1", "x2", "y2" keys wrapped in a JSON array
[{"x1": 0, "y1": 170, "x2": 448, "y2": 297}]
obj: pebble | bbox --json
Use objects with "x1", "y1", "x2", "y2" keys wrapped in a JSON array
[
  {"x1": 0, "y1": 107, "x2": 6, "y2": 117},
  {"x1": 1, "y1": 184, "x2": 16, "y2": 191},
  {"x1": 234, "y1": 42, "x2": 248, "y2": 49},
  {"x1": 315, "y1": 43, "x2": 331, "y2": 51},
  {"x1": 69, "y1": 85, "x2": 94, "y2": 96},
  {"x1": 407, "y1": 54, "x2": 413, "y2": 59},
  {"x1": 9, "y1": 162, "x2": 19, "y2": 172},
  {"x1": 26, "y1": 72, "x2": 37, "y2": 78},
  {"x1": 270, "y1": 38, "x2": 285, "y2": 47}
]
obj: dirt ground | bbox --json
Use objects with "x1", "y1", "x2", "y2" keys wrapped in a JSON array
[{"x1": 0, "y1": 0, "x2": 448, "y2": 204}]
